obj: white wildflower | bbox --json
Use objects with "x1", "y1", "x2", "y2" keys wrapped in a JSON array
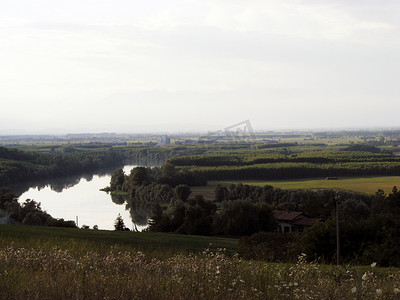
[
  {"x1": 371, "y1": 262, "x2": 377, "y2": 267},
  {"x1": 351, "y1": 287, "x2": 357, "y2": 293},
  {"x1": 362, "y1": 272, "x2": 368, "y2": 280},
  {"x1": 376, "y1": 289, "x2": 382, "y2": 295}
]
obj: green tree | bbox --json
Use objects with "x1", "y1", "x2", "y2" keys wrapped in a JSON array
[
  {"x1": 215, "y1": 184, "x2": 228, "y2": 202},
  {"x1": 127, "y1": 167, "x2": 150, "y2": 187},
  {"x1": 179, "y1": 195, "x2": 216, "y2": 235},
  {"x1": 148, "y1": 203, "x2": 173, "y2": 232},
  {"x1": 110, "y1": 168, "x2": 125, "y2": 190},
  {"x1": 161, "y1": 162, "x2": 177, "y2": 178},
  {"x1": 174, "y1": 184, "x2": 191, "y2": 202},
  {"x1": 114, "y1": 214, "x2": 126, "y2": 231},
  {"x1": 213, "y1": 201, "x2": 277, "y2": 236},
  {"x1": 0, "y1": 188, "x2": 18, "y2": 211}
]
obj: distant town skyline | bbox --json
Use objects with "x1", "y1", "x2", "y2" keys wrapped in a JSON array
[{"x1": 1, "y1": 0, "x2": 399, "y2": 134}]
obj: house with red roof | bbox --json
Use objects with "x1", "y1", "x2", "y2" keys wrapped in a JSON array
[{"x1": 273, "y1": 210, "x2": 320, "y2": 233}]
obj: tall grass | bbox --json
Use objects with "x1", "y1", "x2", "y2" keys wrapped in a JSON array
[{"x1": 1, "y1": 241, "x2": 400, "y2": 299}]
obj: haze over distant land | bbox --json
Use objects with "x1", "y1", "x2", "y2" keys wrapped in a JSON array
[{"x1": 1, "y1": 1, "x2": 399, "y2": 134}]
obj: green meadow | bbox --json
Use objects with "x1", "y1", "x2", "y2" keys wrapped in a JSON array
[
  {"x1": 193, "y1": 176, "x2": 400, "y2": 195},
  {"x1": 0, "y1": 224, "x2": 237, "y2": 257}
]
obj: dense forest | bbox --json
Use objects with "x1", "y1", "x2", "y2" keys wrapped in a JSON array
[{"x1": 0, "y1": 146, "x2": 124, "y2": 186}]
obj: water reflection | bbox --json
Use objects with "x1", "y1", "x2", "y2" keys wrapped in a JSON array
[
  {"x1": 17, "y1": 165, "x2": 150, "y2": 231},
  {"x1": 12, "y1": 166, "x2": 120, "y2": 196},
  {"x1": 110, "y1": 193, "x2": 153, "y2": 227}
]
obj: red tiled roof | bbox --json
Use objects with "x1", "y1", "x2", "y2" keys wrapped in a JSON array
[{"x1": 273, "y1": 210, "x2": 303, "y2": 221}]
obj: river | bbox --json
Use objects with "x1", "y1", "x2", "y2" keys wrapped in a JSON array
[{"x1": 17, "y1": 165, "x2": 149, "y2": 231}]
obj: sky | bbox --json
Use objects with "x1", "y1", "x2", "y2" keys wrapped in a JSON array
[{"x1": 0, "y1": 0, "x2": 399, "y2": 134}]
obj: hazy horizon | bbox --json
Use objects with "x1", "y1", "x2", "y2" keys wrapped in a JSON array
[
  {"x1": 1, "y1": 125, "x2": 400, "y2": 136},
  {"x1": 1, "y1": 1, "x2": 399, "y2": 134}
]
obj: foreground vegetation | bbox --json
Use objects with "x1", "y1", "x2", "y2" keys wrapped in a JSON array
[{"x1": 1, "y1": 226, "x2": 400, "y2": 299}]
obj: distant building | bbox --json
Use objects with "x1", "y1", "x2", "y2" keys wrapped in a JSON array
[
  {"x1": 157, "y1": 135, "x2": 171, "y2": 145},
  {"x1": 273, "y1": 210, "x2": 320, "y2": 233}
]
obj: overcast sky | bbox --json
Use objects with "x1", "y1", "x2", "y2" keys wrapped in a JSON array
[{"x1": 1, "y1": 0, "x2": 399, "y2": 134}]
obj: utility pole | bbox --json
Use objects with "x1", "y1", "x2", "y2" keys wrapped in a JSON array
[
  {"x1": 76, "y1": 216, "x2": 79, "y2": 228},
  {"x1": 336, "y1": 193, "x2": 340, "y2": 265}
]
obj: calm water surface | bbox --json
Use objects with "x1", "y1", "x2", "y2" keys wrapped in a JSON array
[{"x1": 18, "y1": 165, "x2": 146, "y2": 231}]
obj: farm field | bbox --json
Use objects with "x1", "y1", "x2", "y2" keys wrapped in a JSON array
[{"x1": 192, "y1": 176, "x2": 400, "y2": 195}]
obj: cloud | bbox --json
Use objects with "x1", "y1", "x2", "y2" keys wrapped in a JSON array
[{"x1": 0, "y1": 0, "x2": 399, "y2": 133}]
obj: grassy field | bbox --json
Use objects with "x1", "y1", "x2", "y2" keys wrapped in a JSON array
[
  {"x1": 191, "y1": 176, "x2": 400, "y2": 196},
  {"x1": 1, "y1": 225, "x2": 400, "y2": 299},
  {"x1": 0, "y1": 225, "x2": 237, "y2": 257}
]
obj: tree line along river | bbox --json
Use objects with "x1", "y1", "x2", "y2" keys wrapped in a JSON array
[{"x1": 17, "y1": 165, "x2": 148, "y2": 231}]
